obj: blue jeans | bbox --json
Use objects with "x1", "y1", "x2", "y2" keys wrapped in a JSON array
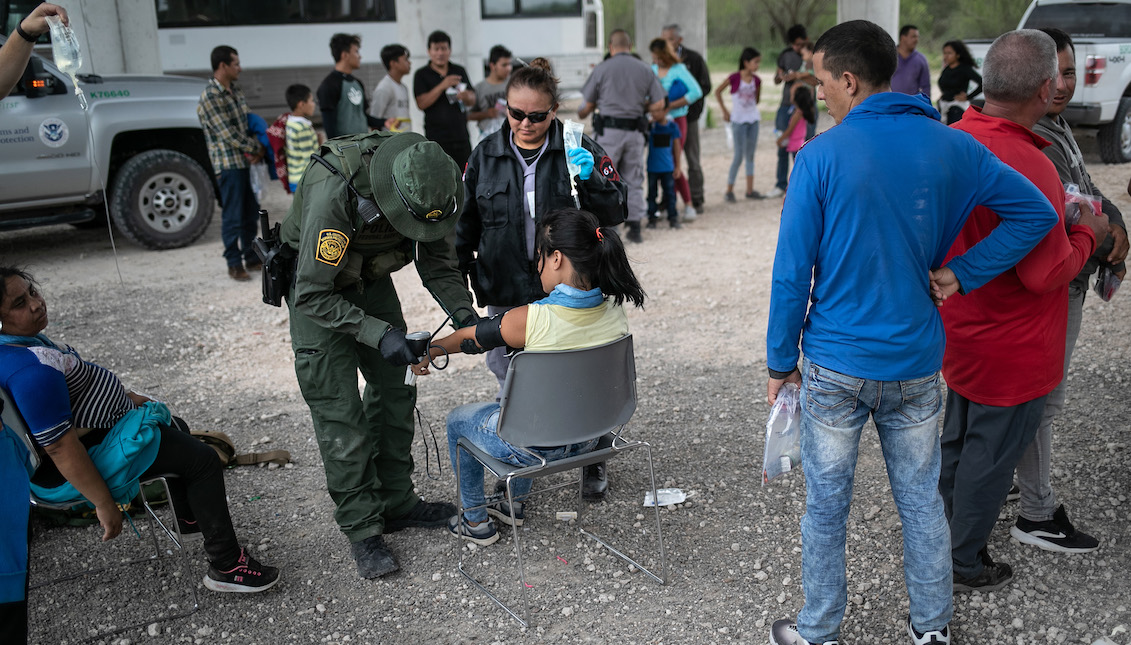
[
  {"x1": 646, "y1": 171, "x2": 677, "y2": 222},
  {"x1": 727, "y1": 121, "x2": 759, "y2": 187},
  {"x1": 216, "y1": 168, "x2": 261, "y2": 269},
  {"x1": 796, "y1": 359, "x2": 952, "y2": 643},
  {"x1": 774, "y1": 105, "x2": 792, "y2": 191},
  {"x1": 447, "y1": 402, "x2": 598, "y2": 523}
]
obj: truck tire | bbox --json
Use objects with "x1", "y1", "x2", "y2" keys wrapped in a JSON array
[
  {"x1": 1098, "y1": 97, "x2": 1131, "y2": 164},
  {"x1": 110, "y1": 149, "x2": 214, "y2": 250}
]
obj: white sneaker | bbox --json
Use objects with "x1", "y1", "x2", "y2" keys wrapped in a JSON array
[
  {"x1": 907, "y1": 616, "x2": 950, "y2": 644},
  {"x1": 682, "y1": 205, "x2": 698, "y2": 222},
  {"x1": 767, "y1": 187, "x2": 785, "y2": 198}
]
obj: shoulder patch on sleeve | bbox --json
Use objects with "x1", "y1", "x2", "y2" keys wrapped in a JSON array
[
  {"x1": 599, "y1": 156, "x2": 620, "y2": 182},
  {"x1": 316, "y1": 229, "x2": 350, "y2": 266}
]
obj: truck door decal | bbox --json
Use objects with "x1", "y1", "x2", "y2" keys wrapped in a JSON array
[{"x1": 39, "y1": 118, "x2": 69, "y2": 148}]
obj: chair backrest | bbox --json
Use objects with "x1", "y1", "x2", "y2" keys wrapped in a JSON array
[
  {"x1": 497, "y1": 334, "x2": 637, "y2": 448},
  {"x1": 0, "y1": 385, "x2": 41, "y2": 473}
]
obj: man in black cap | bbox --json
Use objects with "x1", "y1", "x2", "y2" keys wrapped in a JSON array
[{"x1": 281, "y1": 131, "x2": 477, "y2": 578}]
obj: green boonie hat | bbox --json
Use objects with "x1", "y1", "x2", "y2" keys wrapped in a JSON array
[{"x1": 370, "y1": 132, "x2": 463, "y2": 243}]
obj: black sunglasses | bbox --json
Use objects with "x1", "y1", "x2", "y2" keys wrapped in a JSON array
[{"x1": 507, "y1": 106, "x2": 553, "y2": 123}]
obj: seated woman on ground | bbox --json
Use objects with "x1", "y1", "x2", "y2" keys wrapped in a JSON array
[
  {"x1": 0, "y1": 267, "x2": 280, "y2": 593},
  {"x1": 417, "y1": 208, "x2": 646, "y2": 546}
]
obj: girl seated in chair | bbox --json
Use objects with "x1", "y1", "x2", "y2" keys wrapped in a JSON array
[
  {"x1": 419, "y1": 208, "x2": 646, "y2": 546},
  {"x1": 0, "y1": 267, "x2": 280, "y2": 593}
]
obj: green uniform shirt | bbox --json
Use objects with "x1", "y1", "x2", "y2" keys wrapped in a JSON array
[{"x1": 281, "y1": 139, "x2": 474, "y2": 345}]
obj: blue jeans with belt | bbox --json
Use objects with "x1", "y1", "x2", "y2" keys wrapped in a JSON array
[
  {"x1": 447, "y1": 402, "x2": 598, "y2": 522},
  {"x1": 796, "y1": 358, "x2": 952, "y2": 643}
]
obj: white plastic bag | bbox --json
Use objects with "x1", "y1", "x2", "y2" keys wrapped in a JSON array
[
  {"x1": 762, "y1": 382, "x2": 801, "y2": 484},
  {"x1": 249, "y1": 161, "x2": 269, "y2": 202}
]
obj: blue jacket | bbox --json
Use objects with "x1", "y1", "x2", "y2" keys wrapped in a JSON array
[
  {"x1": 30, "y1": 401, "x2": 166, "y2": 506},
  {"x1": 767, "y1": 92, "x2": 1057, "y2": 381}
]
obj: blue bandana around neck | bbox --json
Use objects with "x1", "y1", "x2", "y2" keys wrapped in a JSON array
[
  {"x1": 534, "y1": 284, "x2": 605, "y2": 308},
  {"x1": 0, "y1": 332, "x2": 58, "y2": 349}
]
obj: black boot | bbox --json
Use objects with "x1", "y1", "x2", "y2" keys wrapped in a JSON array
[
  {"x1": 582, "y1": 462, "x2": 608, "y2": 501},
  {"x1": 625, "y1": 221, "x2": 643, "y2": 243},
  {"x1": 350, "y1": 535, "x2": 399, "y2": 579},
  {"x1": 384, "y1": 499, "x2": 457, "y2": 532}
]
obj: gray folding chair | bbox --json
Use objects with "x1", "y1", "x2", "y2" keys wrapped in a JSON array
[
  {"x1": 454, "y1": 334, "x2": 667, "y2": 626},
  {"x1": 0, "y1": 386, "x2": 198, "y2": 641}
]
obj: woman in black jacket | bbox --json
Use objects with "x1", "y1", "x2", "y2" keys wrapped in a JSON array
[{"x1": 458, "y1": 57, "x2": 627, "y2": 385}]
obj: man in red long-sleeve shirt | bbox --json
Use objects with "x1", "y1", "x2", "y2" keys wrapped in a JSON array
[{"x1": 935, "y1": 30, "x2": 1110, "y2": 594}]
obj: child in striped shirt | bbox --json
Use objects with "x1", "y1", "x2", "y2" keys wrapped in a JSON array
[{"x1": 285, "y1": 84, "x2": 320, "y2": 192}]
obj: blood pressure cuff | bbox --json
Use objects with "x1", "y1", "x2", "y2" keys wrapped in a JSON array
[{"x1": 474, "y1": 313, "x2": 507, "y2": 350}]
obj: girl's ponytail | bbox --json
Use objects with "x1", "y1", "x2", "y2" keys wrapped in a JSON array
[{"x1": 536, "y1": 209, "x2": 646, "y2": 309}]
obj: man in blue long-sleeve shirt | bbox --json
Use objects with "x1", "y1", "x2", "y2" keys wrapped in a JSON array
[{"x1": 765, "y1": 20, "x2": 1058, "y2": 645}]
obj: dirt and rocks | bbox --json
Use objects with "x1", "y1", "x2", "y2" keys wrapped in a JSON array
[{"x1": 3, "y1": 116, "x2": 1130, "y2": 645}]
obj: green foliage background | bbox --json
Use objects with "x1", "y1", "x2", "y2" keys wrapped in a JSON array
[{"x1": 602, "y1": 0, "x2": 1032, "y2": 71}]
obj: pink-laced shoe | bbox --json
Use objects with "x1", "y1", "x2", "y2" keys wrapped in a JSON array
[{"x1": 203, "y1": 548, "x2": 280, "y2": 593}]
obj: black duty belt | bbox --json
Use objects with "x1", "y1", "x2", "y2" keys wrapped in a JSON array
[{"x1": 603, "y1": 116, "x2": 643, "y2": 130}]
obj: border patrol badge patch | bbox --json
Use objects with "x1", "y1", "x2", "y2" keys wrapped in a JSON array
[
  {"x1": 599, "y1": 155, "x2": 620, "y2": 182},
  {"x1": 316, "y1": 229, "x2": 349, "y2": 266}
]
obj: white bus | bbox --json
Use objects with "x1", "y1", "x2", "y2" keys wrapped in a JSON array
[{"x1": 154, "y1": 0, "x2": 605, "y2": 117}]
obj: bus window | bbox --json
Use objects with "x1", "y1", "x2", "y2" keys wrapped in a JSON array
[{"x1": 483, "y1": 0, "x2": 581, "y2": 18}]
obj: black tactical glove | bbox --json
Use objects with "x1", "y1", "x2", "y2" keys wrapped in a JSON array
[
  {"x1": 460, "y1": 338, "x2": 486, "y2": 355},
  {"x1": 378, "y1": 327, "x2": 418, "y2": 366}
]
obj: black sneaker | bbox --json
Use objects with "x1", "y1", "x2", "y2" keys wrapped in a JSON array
[
  {"x1": 485, "y1": 496, "x2": 525, "y2": 527},
  {"x1": 953, "y1": 558, "x2": 1013, "y2": 593},
  {"x1": 350, "y1": 535, "x2": 399, "y2": 579},
  {"x1": 769, "y1": 619, "x2": 838, "y2": 645},
  {"x1": 907, "y1": 616, "x2": 950, "y2": 644},
  {"x1": 447, "y1": 514, "x2": 499, "y2": 546},
  {"x1": 384, "y1": 500, "x2": 457, "y2": 532},
  {"x1": 203, "y1": 548, "x2": 280, "y2": 593},
  {"x1": 1006, "y1": 484, "x2": 1020, "y2": 502},
  {"x1": 645, "y1": 217, "x2": 658, "y2": 229},
  {"x1": 1010, "y1": 504, "x2": 1099, "y2": 553}
]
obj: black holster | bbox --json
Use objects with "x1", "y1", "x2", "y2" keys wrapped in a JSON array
[
  {"x1": 253, "y1": 214, "x2": 296, "y2": 307},
  {"x1": 592, "y1": 113, "x2": 605, "y2": 137}
]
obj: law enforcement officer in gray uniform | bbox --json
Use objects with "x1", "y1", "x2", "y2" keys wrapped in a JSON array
[{"x1": 579, "y1": 29, "x2": 666, "y2": 244}]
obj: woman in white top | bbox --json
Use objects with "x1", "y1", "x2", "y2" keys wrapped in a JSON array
[{"x1": 716, "y1": 47, "x2": 764, "y2": 201}]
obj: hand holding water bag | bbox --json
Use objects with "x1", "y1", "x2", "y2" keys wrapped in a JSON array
[
  {"x1": 567, "y1": 147, "x2": 594, "y2": 180},
  {"x1": 562, "y1": 119, "x2": 586, "y2": 207},
  {"x1": 46, "y1": 14, "x2": 86, "y2": 109},
  {"x1": 762, "y1": 382, "x2": 801, "y2": 484}
]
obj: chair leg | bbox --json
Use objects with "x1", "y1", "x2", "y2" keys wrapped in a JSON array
[
  {"x1": 577, "y1": 444, "x2": 667, "y2": 585},
  {"x1": 504, "y1": 476, "x2": 531, "y2": 626},
  {"x1": 453, "y1": 446, "x2": 530, "y2": 627}
]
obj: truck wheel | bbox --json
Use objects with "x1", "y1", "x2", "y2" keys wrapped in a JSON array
[
  {"x1": 1098, "y1": 97, "x2": 1131, "y2": 164},
  {"x1": 110, "y1": 149, "x2": 214, "y2": 250}
]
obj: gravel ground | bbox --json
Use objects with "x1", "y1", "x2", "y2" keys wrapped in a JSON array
[{"x1": 3, "y1": 114, "x2": 1130, "y2": 645}]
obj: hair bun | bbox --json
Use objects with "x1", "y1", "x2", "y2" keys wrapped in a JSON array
[{"x1": 529, "y1": 57, "x2": 554, "y2": 73}]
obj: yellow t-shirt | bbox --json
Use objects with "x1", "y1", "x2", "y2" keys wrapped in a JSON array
[{"x1": 523, "y1": 300, "x2": 629, "y2": 352}]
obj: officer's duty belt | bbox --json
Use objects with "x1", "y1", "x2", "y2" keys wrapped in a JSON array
[{"x1": 603, "y1": 116, "x2": 644, "y2": 131}]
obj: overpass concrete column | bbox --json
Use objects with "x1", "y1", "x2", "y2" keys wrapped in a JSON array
[
  {"x1": 633, "y1": 0, "x2": 706, "y2": 54},
  {"x1": 66, "y1": 0, "x2": 161, "y2": 74},
  {"x1": 837, "y1": 0, "x2": 900, "y2": 42}
]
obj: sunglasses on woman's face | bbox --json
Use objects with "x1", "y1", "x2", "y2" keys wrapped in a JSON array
[{"x1": 507, "y1": 106, "x2": 553, "y2": 123}]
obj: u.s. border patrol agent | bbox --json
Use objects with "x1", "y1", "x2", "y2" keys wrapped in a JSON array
[{"x1": 281, "y1": 131, "x2": 476, "y2": 579}]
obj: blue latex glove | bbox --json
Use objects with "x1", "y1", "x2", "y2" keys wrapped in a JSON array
[{"x1": 567, "y1": 147, "x2": 594, "y2": 180}]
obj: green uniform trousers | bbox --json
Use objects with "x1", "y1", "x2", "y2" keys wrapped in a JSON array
[{"x1": 288, "y1": 276, "x2": 419, "y2": 542}]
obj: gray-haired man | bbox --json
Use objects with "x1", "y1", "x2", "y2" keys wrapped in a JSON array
[{"x1": 938, "y1": 29, "x2": 1109, "y2": 594}]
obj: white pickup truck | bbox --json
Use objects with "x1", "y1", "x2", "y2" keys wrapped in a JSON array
[{"x1": 966, "y1": 0, "x2": 1131, "y2": 163}]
